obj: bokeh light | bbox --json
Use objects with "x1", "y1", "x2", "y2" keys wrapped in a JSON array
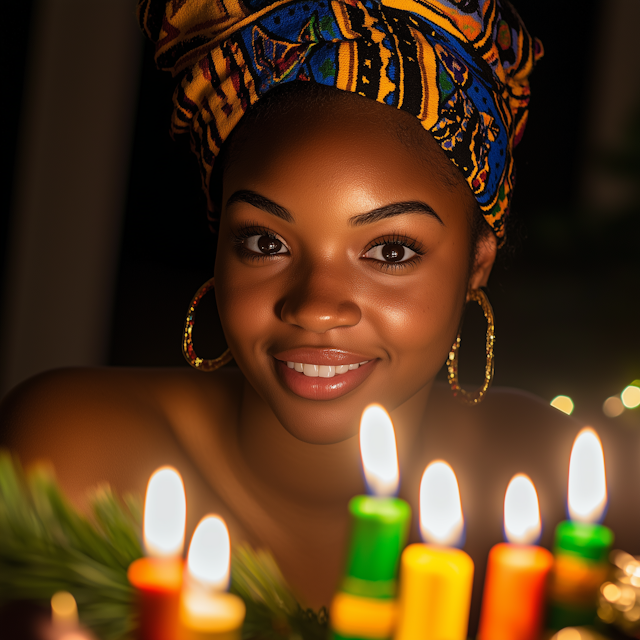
[
  {"x1": 603, "y1": 396, "x2": 625, "y2": 418},
  {"x1": 550, "y1": 395, "x2": 574, "y2": 415},
  {"x1": 621, "y1": 385, "x2": 640, "y2": 409}
]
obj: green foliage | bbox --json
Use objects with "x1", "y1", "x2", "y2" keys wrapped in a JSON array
[
  {"x1": 0, "y1": 451, "x2": 328, "y2": 640},
  {"x1": 0, "y1": 451, "x2": 142, "y2": 639}
]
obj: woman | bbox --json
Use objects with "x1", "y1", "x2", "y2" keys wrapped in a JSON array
[{"x1": 2, "y1": 0, "x2": 638, "y2": 629}]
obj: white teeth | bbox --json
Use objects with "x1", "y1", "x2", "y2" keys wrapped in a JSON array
[
  {"x1": 285, "y1": 361, "x2": 369, "y2": 376},
  {"x1": 303, "y1": 363, "x2": 319, "y2": 377}
]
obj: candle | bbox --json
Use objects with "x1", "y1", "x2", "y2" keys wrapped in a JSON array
[
  {"x1": 394, "y1": 461, "x2": 474, "y2": 640},
  {"x1": 127, "y1": 466, "x2": 187, "y2": 640},
  {"x1": 43, "y1": 591, "x2": 96, "y2": 640},
  {"x1": 547, "y1": 428, "x2": 614, "y2": 629},
  {"x1": 477, "y1": 474, "x2": 553, "y2": 640},
  {"x1": 178, "y1": 515, "x2": 246, "y2": 640},
  {"x1": 330, "y1": 404, "x2": 411, "y2": 640}
]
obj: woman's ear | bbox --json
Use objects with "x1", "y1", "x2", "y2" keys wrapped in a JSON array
[{"x1": 469, "y1": 233, "x2": 498, "y2": 291}]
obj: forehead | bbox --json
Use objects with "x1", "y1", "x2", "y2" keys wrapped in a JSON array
[{"x1": 222, "y1": 90, "x2": 474, "y2": 226}]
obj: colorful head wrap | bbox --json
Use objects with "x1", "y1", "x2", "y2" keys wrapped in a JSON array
[{"x1": 139, "y1": 0, "x2": 542, "y2": 240}]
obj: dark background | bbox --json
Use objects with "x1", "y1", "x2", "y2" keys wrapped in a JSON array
[{"x1": 2, "y1": 2, "x2": 639, "y2": 460}]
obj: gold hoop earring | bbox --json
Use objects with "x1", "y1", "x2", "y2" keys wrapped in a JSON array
[
  {"x1": 182, "y1": 277, "x2": 232, "y2": 372},
  {"x1": 446, "y1": 288, "x2": 495, "y2": 406}
]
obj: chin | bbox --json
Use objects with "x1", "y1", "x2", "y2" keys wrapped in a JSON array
[{"x1": 274, "y1": 399, "x2": 363, "y2": 444}]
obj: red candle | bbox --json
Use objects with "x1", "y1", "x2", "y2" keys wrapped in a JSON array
[
  {"x1": 127, "y1": 466, "x2": 187, "y2": 640},
  {"x1": 478, "y1": 474, "x2": 553, "y2": 640}
]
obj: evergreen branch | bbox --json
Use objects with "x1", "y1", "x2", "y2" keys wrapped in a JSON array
[{"x1": 0, "y1": 451, "x2": 328, "y2": 640}]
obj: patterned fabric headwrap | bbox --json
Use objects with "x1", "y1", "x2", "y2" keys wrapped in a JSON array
[{"x1": 139, "y1": 0, "x2": 542, "y2": 240}]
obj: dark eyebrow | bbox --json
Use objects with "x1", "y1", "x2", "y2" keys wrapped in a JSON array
[
  {"x1": 349, "y1": 201, "x2": 443, "y2": 227},
  {"x1": 226, "y1": 190, "x2": 294, "y2": 223}
]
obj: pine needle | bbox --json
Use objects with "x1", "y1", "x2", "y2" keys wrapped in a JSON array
[{"x1": 0, "y1": 451, "x2": 328, "y2": 640}]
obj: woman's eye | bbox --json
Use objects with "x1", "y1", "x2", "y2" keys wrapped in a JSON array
[
  {"x1": 363, "y1": 242, "x2": 417, "y2": 263},
  {"x1": 244, "y1": 234, "x2": 287, "y2": 255}
]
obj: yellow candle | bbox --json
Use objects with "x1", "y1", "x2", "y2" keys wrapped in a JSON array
[
  {"x1": 179, "y1": 515, "x2": 245, "y2": 640},
  {"x1": 394, "y1": 461, "x2": 474, "y2": 640}
]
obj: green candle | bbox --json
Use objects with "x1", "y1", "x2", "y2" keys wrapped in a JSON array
[
  {"x1": 329, "y1": 405, "x2": 411, "y2": 640},
  {"x1": 547, "y1": 428, "x2": 614, "y2": 629},
  {"x1": 341, "y1": 495, "x2": 411, "y2": 598},
  {"x1": 547, "y1": 521, "x2": 613, "y2": 629}
]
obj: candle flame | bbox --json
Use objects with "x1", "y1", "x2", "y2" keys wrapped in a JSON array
[
  {"x1": 568, "y1": 427, "x2": 607, "y2": 523},
  {"x1": 360, "y1": 404, "x2": 399, "y2": 497},
  {"x1": 143, "y1": 466, "x2": 187, "y2": 557},
  {"x1": 187, "y1": 515, "x2": 231, "y2": 591},
  {"x1": 51, "y1": 591, "x2": 78, "y2": 626},
  {"x1": 420, "y1": 460, "x2": 465, "y2": 547},
  {"x1": 504, "y1": 474, "x2": 541, "y2": 545}
]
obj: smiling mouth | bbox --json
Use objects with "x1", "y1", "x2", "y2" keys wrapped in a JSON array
[
  {"x1": 274, "y1": 356, "x2": 377, "y2": 401},
  {"x1": 285, "y1": 361, "x2": 370, "y2": 378}
]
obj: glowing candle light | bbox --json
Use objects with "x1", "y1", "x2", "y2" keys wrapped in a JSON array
[
  {"x1": 47, "y1": 591, "x2": 96, "y2": 640},
  {"x1": 179, "y1": 515, "x2": 245, "y2": 640},
  {"x1": 394, "y1": 461, "x2": 473, "y2": 640},
  {"x1": 547, "y1": 428, "x2": 614, "y2": 629},
  {"x1": 330, "y1": 404, "x2": 411, "y2": 640},
  {"x1": 127, "y1": 466, "x2": 187, "y2": 640},
  {"x1": 477, "y1": 474, "x2": 553, "y2": 640}
]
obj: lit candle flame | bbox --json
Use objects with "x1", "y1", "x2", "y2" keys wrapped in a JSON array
[
  {"x1": 360, "y1": 404, "x2": 399, "y2": 497},
  {"x1": 420, "y1": 460, "x2": 465, "y2": 547},
  {"x1": 187, "y1": 515, "x2": 231, "y2": 591},
  {"x1": 568, "y1": 427, "x2": 607, "y2": 523},
  {"x1": 143, "y1": 466, "x2": 187, "y2": 557},
  {"x1": 504, "y1": 474, "x2": 541, "y2": 545}
]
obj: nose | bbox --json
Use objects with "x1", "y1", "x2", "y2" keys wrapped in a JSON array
[{"x1": 279, "y1": 264, "x2": 362, "y2": 333}]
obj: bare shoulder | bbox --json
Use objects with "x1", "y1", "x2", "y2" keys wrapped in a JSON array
[
  {"x1": 0, "y1": 366, "x2": 243, "y2": 514},
  {"x1": 424, "y1": 383, "x2": 640, "y2": 554}
]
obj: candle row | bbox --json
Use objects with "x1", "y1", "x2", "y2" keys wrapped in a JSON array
[
  {"x1": 127, "y1": 468, "x2": 245, "y2": 640},
  {"x1": 330, "y1": 405, "x2": 614, "y2": 640}
]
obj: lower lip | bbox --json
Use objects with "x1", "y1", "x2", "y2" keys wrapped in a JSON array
[{"x1": 275, "y1": 359, "x2": 377, "y2": 401}]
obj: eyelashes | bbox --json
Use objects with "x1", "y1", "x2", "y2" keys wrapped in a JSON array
[{"x1": 231, "y1": 224, "x2": 426, "y2": 270}]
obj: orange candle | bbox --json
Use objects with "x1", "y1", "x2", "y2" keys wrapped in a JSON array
[
  {"x1": 127, "y1": 466, "x2": 187, "y2": 640},
  {"x1": 478, "y1": 474, "x2": 553, "y2": 640}
]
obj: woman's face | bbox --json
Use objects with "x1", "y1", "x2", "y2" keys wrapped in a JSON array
[{"x1": 214, "y1": 93, "x2": 495, "y2": 444}]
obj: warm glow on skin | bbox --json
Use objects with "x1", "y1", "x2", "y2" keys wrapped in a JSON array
[
  {"x1": 568, "y1": 428, "x2": 607, "y2": 523},
  {"x1": 359, "y1": 404, "x2": 400, "y2": 497},
  {"x1": 420, "y1": 460, "x2": 465, "y2": 546},
  {"x1": 503, "y1": 474, "x2": 541, "y2": 545},
  {"x1": 187, "y1": 515, "x2": 231, "y2": 591},
  {"x1": 214, "y1": 93, "x2": 496, "y2": 445},
  {"x1": 144, "y1": 466, "x2": 187, "y2": 558}
]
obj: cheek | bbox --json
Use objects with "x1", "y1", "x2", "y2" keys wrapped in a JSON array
[
  {"x1": 214, "y1": 249, "x2": 274, "y2": 356},
  {"x1": 365, "y1": 253, "x2": 468, "y2": 382}
]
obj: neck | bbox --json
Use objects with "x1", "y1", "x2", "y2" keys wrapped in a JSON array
[{"x1": 235, "y1": 381, "x2": 432, "y2": 507}]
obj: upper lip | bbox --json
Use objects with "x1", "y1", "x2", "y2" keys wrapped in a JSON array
[{"x1": 272, "y1": 348, "x2": 374, "y2": 366}]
